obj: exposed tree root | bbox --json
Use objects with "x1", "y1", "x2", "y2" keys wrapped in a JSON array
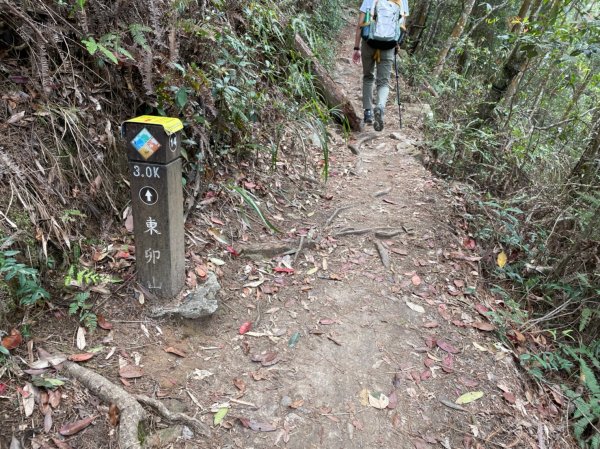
[
  {"x1": 374, "y1": 229, "x2": 405, "y2": 239},
  {"x1": 240, "y1": 242, "x2": 298, "y2": 259},
  {"x1": 373, "y1": 187, "x2": 392, "y2": 198},
  {"x1": 58, "y1": 358, "x2": 212, "y2": 449},
  {"x1": 374, "y1": 241, "x2": 390, "y2": 270},
  {"x1": 135, "y1": 395, "x2": 211, "y2": 437},
  {"x1": 61, "y1": 360, "x2": 146, "y2": 449},
  {"x1": 292, "y1": 235, "x2": 305, "y2": 264},
  {"x1": 348, "y1": 132, "x2": 378, "y2": 155},
  {"x1": 325, "y1": 204, "x2": 355, "y2": 228},
  {"x1": 241, "y1": 239, "x2": 317, "y2": 260},
  {"x1": 333, "y1": 227, "x2": 391, "y2": 237}
]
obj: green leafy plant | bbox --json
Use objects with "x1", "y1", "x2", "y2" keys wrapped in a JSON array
[
  {"x1": 228, "y1": 184, "x2": 279, "y2": 233},
  {"x1": 68, "y1": 291, "x2": 97, "y2": 331},
  {"x1": 0, "y1": 244, "x2": 49, "y2": 307},
  {"x1": 521, "y1": 343, "x2": 600, "y2": 448},
  {"x1": 64, "y1": 266, "x2": 117, "y2": 330},
  {"x1": 64, "y1": 265, "x2": 114, "y2": 288},
  {"x1": 128, "y1": 24, "x2": 152, "y2": 51},
  {"x1": 82, "y1": 33, "x2": 134, "y2": 65}
]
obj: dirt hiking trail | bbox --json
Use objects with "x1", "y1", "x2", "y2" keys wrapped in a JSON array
[
  {"x1": 120, "y1": 23, "x2": 570, "y2": 449},
  {"x1": 1, "y1": 18, "x2": 573, "y2": 449}
]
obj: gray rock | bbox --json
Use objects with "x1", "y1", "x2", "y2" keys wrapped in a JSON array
[
  {"x1": 181, "y1": 426, "x2": 194, "y2": 440},
  {"x1": 150, "y1": 272, "x2": 220, "y2": 319},
  {"x1": 160, "y1": 398, "x2": 188, "y2": 414},
  {"x1": 146, "y1": 425, "x2": 184, "y2": 448}
]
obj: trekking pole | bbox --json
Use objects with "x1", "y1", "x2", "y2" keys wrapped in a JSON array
[{"x1": 394, "y1": 48, "x2": 402, "y2": 129}]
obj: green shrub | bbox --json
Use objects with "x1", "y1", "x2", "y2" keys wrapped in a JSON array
[{"x1": 0, "y1": 241, "x2": 49, "y2": 307}]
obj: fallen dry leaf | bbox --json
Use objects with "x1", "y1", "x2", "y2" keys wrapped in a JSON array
[
  {"x1": 165, "y1": 346, "x2": 187, "y2": 357},
  {"x1": 387, "y1": 390, "x2": 398, "y2": 409},
  {"x1": 43, "y1": 410, "x2": 52, "y2": 433},
  {"x1": 472, "y1": 321, "x2": 495, "y2": 332},
  {"x1": 68, "y1": 353, "x2": 95, "y2": 362},
  {"x1": 463, "y1": 237, "x2": 476, "y2": 249},
  {"x1": 412, "y1": 438, "x2": 431, "y2": 449},
  {"x1": 368, "y1": 391, "x2": 389, "y2": 409},
  {"x1": 423, "y1": 321, "x2": 439, "y2": 328},
  {"x1": 442, "y1": 354, "x2": 454, "y2": 373},
  {"x1": 250, "y1": 368, "x2": 271, "y2": 381},
  {"x1": 503, "y1": 391, "x2": 516, "y2": 404},
  {"x1": 391, "y1": 412, "x2": 402, "y2": 428},
  {"x1": 406, "y1": 301, "x2": 425, "y2": 313},
  {"x1": 251, "y1": 351, "x2": 279, "y2": 367},
  {"x1": 51, "y1": 437, "x2": 74, "y2": 449},
  {"x1": 22, "y1": 383, "x2": 35, "y2": 417},
  {"x1": 459, "y1": 377, "x2": 480, "y2": 388},
  {"x1": 359, "y1": 388, "x2": 370, "y2": 406},
  {"x1": 233, "y1": 378, "x2": 246, "y2": 394},
  {"x1": 59, "y1": 415, "x2": 97, "y2": 436},
  {"x1": 238, "y1": 417, "x2": 277, "y2": 432},
  {"x1": 455, "y1": 391, "x2": 484, "y2": 404},
  {"x1": 119, "y1": 365, "x2": 143, "y2": 379},
  {"x1": 474, "y1": 304, "x2": 490, "y2": 316},
  {"x1": 437, "y1": 340, "x2": 460, "y2": 354},
  {"x1": 497, "y1": 251, "x2": 507, "y2": 268},
  {"x1": 97, "y1": 315, "x2": 113, "y2": 330},
  {"x1": 76, "y1": 327, "x2": 86, "y2": 350},
  {"x1": 48, "y1": 389, "x2": 61, "y2": 408},
  {"x1": 290, "y1": 399, "x2": 304, "y2": 409},
  {"x1": 1, "y1": 329, "x2": 23, "y2": 350},
  {"x1": 108, "y1": 403, "x2": 120, "y2": 427}
]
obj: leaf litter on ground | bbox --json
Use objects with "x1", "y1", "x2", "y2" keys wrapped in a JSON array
[{"x1": 455, "y1": 391, "x2": 484, "y2": 405}]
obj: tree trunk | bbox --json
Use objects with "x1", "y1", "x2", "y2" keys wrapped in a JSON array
[
  {"x1": 422, "y1": 0, "x2": 442, "y2": 50},
  {"x1": 292, "y1": 34, "x2": 362, "y2": 132},
  {"x1": 560, "y1": 70, "x2": 593, "y2": 122},
  {"x1": 406, "y1": 0, "x2": 431, "y2": 55},
  {"x1": 570, "y1": 108, "x2": 600, "y2": 190},
  {"x1": 432, "y1": 0, "x2": 477, "y2": 78},
  {"x1": 473, "y1": 0, "x2": 537, "y2": 124},
  {"x1": 511, "y1": 0, "x2": 533, "y2": 32},
  {"x1": 475, "y1": 44, "x2": 527, "y2": 124}
]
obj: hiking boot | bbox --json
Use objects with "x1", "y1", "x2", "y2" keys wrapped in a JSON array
[
  {"x1": 374, "y1": 106, "x2": 384, "y2": 131},
  {"x1": 364, "y1": 109, "x2": 374, "y2": 125}
]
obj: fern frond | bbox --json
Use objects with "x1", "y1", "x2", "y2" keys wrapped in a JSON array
[
  {"x1": 129, "y1": 24, "x2": 152, "y2": 51},
  {"x1": 581, "y1": 359, "x2": 600, "y2": 395},
  {"x1": 580, "y1": 308, "x2": 593, "y2": 332}
]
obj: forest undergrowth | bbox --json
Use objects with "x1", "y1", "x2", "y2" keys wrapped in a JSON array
[{"x1": 403, "y1": 0, "x2": 599, "y2": 447}]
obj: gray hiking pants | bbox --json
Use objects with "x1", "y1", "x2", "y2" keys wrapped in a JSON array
[{"x1": 360, "y1": 40, "x2": 394, "y2": 112}]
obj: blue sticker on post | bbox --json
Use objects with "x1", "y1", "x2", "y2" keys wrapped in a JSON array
[{"x1": 131, "y1": 128, "x2": 161, "y2": 160}]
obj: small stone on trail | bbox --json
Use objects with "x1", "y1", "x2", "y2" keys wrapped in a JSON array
[
  {"x1": 149, "y1": 272, "x2": 220, "y2": 319},
  {"x1": 389, "y1": 133, "x2": 402, "y2": 141},
  {"x1": 146, "y1": 426, "x2": 185, "y2": 448}
]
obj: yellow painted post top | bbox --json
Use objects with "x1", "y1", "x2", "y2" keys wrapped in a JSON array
[{"x1": 125, "y1": 116, "x2": 183, "y2": 135}]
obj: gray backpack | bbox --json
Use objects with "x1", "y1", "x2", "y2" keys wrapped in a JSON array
[{"x1": 366, "y1": 0, "x2": 402, "y2": 50}]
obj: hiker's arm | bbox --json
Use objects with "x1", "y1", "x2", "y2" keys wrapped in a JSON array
[{"x1": 353, "y1": 11, "x2": 366, "y2": 64}]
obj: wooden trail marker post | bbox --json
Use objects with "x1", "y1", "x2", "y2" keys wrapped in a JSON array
[{"x1": 122, "y1": 116, "x2": 185, "y2": 298}]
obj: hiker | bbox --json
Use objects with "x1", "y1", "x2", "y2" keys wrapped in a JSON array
[{"x1": 352, "y1": 0, "x2": 409, "y2": 131}]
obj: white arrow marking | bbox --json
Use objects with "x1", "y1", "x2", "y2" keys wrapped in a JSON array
[{"x1": 145, "y1": 189, "x2": 153, "y2": 203}]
